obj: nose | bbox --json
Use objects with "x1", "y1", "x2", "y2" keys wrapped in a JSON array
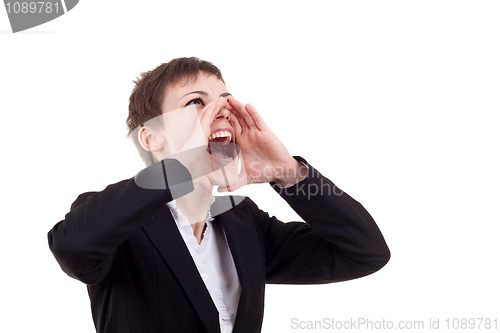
[{"x1": 214, "y1": 107, "x2": 231, "y2": 121}]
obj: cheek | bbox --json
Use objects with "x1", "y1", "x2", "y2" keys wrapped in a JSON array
[{"x1": 161, "y1": 105, "x2": 204, "y2": 155}]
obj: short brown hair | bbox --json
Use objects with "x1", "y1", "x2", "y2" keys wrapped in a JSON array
[{"x1": 126, "y1": 57, "x2": 224, "y2": 165}]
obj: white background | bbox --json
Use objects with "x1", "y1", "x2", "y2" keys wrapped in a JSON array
[{"x1": 1, "y1": 1, "x2": 499, "y2": 332}]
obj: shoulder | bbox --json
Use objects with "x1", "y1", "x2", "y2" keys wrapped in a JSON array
[{"x1": 70, "y1": 178, "x2": 134, "y2": 210}]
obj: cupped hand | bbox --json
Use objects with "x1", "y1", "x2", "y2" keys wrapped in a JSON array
[
  {"x1": 163, "y1": 97, "x2": 229, "y2": 185},
  {"x1": 218, "y1": 97, "x2": 304, "y2": 192}
]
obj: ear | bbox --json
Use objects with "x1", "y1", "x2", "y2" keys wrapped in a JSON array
[{"x1": 138, "y1": 126, "x2": 163, "y2": 152}]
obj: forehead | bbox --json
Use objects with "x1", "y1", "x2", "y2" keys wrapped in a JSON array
[
  {"x1": 161, "y1": 72, "x2": 227, "y2": 113},
  {"x1": 166, "y1": 72, "x2": 227, "y2": 100}
]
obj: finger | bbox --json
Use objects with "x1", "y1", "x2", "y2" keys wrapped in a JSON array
[
  {"x1": 222, "y1": 100, "x2": 237, "y2": 113},
  {"x1": 228, "y1": 97, "x2": 252, "y2": 129},
  {"x1": 218, "y1": 101, "x2": 241, "y2": 133},
  {"x1": 228, "y1": 109, "x2": 243, "y2": 140},
  {"x1": 199, "y1": 96, "x2": 226, "y2": 120},
  {"x1": 227, "y1": 97, "x2": 252, "y2": 127},
  {"x1": 199, "y1": 97, "x2": 228, "y2": 137},
  {"x1": 245, "y1": 103, "x2": 269, "y2": 131},
  {"x1": 200, "y1": 97, "x2": 227, "y2": 122},
  {"x1": 226, "y1": 98, "x2": 247, "y2": 130}
]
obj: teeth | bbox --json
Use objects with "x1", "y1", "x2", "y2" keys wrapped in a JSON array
[
  {"x1": 208, "y1": 130, "x2": 232, "y2": 144},
  {"x1": 219, "y1": 155, "x2": 234, "y2": 163}
]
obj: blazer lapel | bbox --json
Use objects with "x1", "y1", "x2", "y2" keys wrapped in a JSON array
[
  {"x1": 215, "y1": 196, "x2": 266, "y2": 333},
  {"x1": 141, "y1": 204, "x2": 220, "y2": 333}
]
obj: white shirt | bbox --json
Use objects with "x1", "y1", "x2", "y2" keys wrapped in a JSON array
[{"x1": 166, "y1": 198, "x2": 241, "y2": 333}]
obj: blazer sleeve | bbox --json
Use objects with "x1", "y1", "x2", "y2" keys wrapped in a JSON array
[
  {"x1": 248, "y1": 156, "x2": 390, "y2": 284},
  {"x1": 47, "y1": 158, "x2": 194, "y2": 285}
]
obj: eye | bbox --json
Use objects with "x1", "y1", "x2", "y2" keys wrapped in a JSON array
[{"x1": 185, "y1": 98, "x2": 205, "y2": 107}]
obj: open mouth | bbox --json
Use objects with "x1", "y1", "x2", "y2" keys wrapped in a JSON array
[{"x1": 207, "y1": 129, "x2": 238, "y2": 165}]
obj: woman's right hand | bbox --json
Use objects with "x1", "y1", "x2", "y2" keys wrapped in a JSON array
[{"x1": 164, "y1": 97, "x2": 229, "y2": 185}]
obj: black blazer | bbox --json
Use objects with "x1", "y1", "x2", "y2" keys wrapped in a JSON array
[{"x1": 48, "y1": 157, "x2": 390, "y2": 333}]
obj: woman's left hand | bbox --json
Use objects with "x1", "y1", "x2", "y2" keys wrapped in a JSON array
[{"x1": 217, "y1": 97, "x2": 307, "y2": 192}]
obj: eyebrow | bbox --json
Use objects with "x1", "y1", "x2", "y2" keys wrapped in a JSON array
[{"x1": 180, "y1": 91, "x2": 232, "y2": 100}]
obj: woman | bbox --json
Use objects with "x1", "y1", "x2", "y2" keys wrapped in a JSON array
[{"x1": 48, "y1": 57, "x2": 390, "y2": 333}]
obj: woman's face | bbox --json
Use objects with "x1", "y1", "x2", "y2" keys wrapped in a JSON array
[{"x1": 160, "y1": 72, "x2": 240, "y2": 189}]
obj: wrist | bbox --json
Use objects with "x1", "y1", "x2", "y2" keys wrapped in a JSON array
[{"x1": 272, "y1": 159, "x2": 308, "y2": 187}]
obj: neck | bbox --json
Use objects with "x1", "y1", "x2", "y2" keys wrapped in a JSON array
[{"x1": 175, "y1": 183, "x2": 214, "y2": 244}]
